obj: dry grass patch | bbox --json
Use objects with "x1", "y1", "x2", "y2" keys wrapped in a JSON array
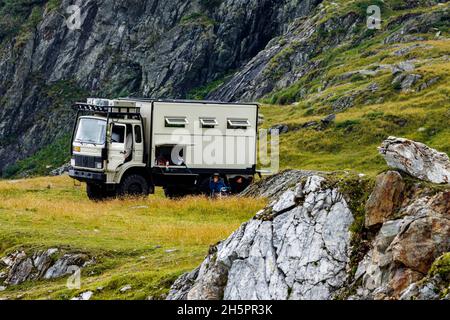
[{"x1": 0, "y1": 176, "x2": 266, "y2": 299}]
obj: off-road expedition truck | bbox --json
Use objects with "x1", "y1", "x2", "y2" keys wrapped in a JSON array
[{"x1": 69, "y1": 98, "x2": 259, "y2": 200}]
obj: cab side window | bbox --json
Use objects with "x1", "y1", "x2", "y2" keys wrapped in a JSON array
[
  {"x1": 112, "y1": 125, "x2": 125, "y2": 143},
  {"x1": 134, "y1": 125, "x2": 142, "y2": 144}
]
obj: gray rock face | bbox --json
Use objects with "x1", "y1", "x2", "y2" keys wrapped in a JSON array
[
  {"x1": 71, "y1": 291, "x2": 94, "y2": 301},
  {"x1": 321, "y1": 114, "x2": 336, "y2": 126},
  {"x1": 379, "y1": 137, "x2": 450, "y2": 184},
  {"x1": 0, "y1": 2, "x2": 446, "y2": 173},
  {"x1": 44, "y1": 253, "x2": 90, "y2": 279},
  {"x1": 50, "y1": 162, "x2": 71, "y2": 176},
  {"x1": 208, "y1": 11, "x2": 361, "y2": 102},
  {"x1": 0, "y1": 0, "x2": 322, "y2": 172},
  {"x1": 332, "y1": 94, "x2": 355, "y2": 112},
  {"x1": 392, "y1": 61, "x2": 415, "y2": 74},
  {"x1": 400, "y1": 277, "x2": 441, "y2": 300},
  {"x1": 392, "y1": 73, "x2": 421, "y2": 91},
  {"x1": 241, "y1": 170, "x2": 320, "y2": 200},
  {"x1": 1, "y1": 249, "x2": 90, "y2": 286},
  {"x1": 383, "y1": 10, "x2": 446, "y2": 44},
  {"x1": 168, "y1": 174, "x2": 354, "y2": 300},
  {"x1": 269, "y1": 124, "x2": 289, "y2": 135}
]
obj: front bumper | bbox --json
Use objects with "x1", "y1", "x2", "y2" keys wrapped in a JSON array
[{"x1": 69, "y1": 168, "x2": 106, "y2": 183}]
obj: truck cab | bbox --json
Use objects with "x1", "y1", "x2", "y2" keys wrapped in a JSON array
[{"x1": 69, "y1": 98, "x2": 259, "y2": 200}]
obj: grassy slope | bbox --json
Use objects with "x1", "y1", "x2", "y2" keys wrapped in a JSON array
[
  {"x1": 0, "y1": 176, "x2": 266, "y2": 299},
  {"x1": 259, "y1": 5, "x2": 449, "y2": 175}
]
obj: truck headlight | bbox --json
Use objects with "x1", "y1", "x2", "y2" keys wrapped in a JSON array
[
  {"x1": 74, "y1": 146, "x2": 81, "y2": 152},
  {"x1": 71, "y1": 158, "x2": 76, "y2": 166},
  {"x1": 95, "y1": 162, "x2": 103, "y2": 169}
]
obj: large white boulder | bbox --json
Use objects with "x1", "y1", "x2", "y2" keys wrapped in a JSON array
[{"x1": 379, "y1": 136, "x2": 450, "y2": 184}]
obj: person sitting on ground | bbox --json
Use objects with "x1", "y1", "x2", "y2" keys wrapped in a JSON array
[
  {"x1": 209, "y1": 173, "x2": 227, "y2": 196},
  {"x1": 231, "y1": 176, "x2": 247, "y2": 194}
]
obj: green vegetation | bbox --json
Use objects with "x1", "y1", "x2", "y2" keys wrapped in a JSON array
[
  {"x1": 5, "y1": 0, "x2": 447, "y2": 180},
  {"x1": 0, "y1": 0, "x2": 448, "y2": 301},
  {"x1": 44, "y1": 79, "x2": 88, "y2": 108},
  {"x1": 2, "y1": 134, "x2": 71, "y2": 178},
  {"x1": 0, "y1": 176, "x2": 266, "y2": 299},
  {"x1": 260, "y1": 99, "x2": 449, "y2": 175},
  {"x1": 186, "y1": 74, "x2": 230, "y2": 100},
  {"x1": 0, "y1": 0, "x2": 61, "y2": 44},
  {"x1": 45, "y1": 0, "x2": 61, "y2": 12},
  {"x1": 429, "y1": 253, "x2": 450, "y2": 281},
  {"x1": 259, "y1": 35, "x2": 450, "y2": 175},
  {"x1": 180, "y1": 12, "x2": 216, "y2": 27},
  {"x1": 2, "y1": 79, "x2": 88, "y2": 179}
]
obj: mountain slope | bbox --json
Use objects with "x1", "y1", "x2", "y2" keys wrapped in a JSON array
[
  {"x1": 0, "y1": 0, "x2": 321, "y2": 175},
  {"x1": 0, "y1": 0, "x2": 448, "y2": 176}
]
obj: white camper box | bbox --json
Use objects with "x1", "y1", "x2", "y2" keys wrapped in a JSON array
[{"x1": 137, "y1": 100, "x2": 258, "y2": 170}]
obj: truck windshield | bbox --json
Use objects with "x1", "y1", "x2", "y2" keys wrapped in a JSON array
[{"x1": 75, "y1": 118, "x2": 106, "y2": 145}]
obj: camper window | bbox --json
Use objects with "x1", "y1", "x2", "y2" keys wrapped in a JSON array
[
  {"x1": 165, "y1": 117, "x2": 188, "y2": 128},
  {"x1": 227, "y1": 119, "x2": 250, "y2": 130},
  {"x1": 200, "y1": 118, "x2": 218, "y2": 128}
]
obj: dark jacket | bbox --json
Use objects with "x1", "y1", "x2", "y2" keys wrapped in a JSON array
[{"x1": 209, "y1": 178, "x2": 227, "y2": 194}]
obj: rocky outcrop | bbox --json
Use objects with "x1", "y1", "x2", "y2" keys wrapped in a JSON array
[
  {"x1": 0, "y1": 1, "x2": 447, "y2": 174},
  {"x1": 50, "y1": 162, "x2": 71, "y2": 176},
  {"x1": 208, "y1": 9, "x2": 362, "y2": 102},
  {"x1": 240, "y1": 169, "x2": 320, "y2": 200},
  {"x1": 365, "y1": 171, "x2": 405, "y2": 228},
  {"x1": 208, "y1": 5, "x2": 447, "y2": 102},
  {"x1": 379, "y1": 137, "x2": 450, "y2": 184},
  {"x1": 168, "y1": 138, "x2": 450, "y2": 300},
  {"x1": 400, "y1": 253, "x2": 450, "y2": 300},
  {"x1": 0, "y1": 249, "x2": 92, "y2": 286},
  {"x1": 168, "y1": 174, "x2": 355, "y2": 300},
  {"x1": 353, "y1": 191, "x2": 449, "y2": 299}
]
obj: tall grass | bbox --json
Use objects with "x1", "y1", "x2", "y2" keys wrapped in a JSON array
[{"x1": 0, "y1": 176, "x2": 266, "y2": 299}]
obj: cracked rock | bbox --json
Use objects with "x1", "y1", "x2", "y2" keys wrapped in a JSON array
[
  {"x1": 2, "y1": 249, "x2": 90, "y2": 286},
  {"x1": 167, "y1": 174, "x2": 354, "y2": 300},
  {"x1": 379, "y1": 136, "x2": 450, "y2": 184},
  {"x1": 365, "y1": 171, "x2": 405, "y2": 228}
]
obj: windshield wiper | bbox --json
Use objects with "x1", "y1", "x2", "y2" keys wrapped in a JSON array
[
  {"x1": 75, "y1": 139, "x2": 99, "y2": 146},
  {"x1": 85, "y1": 140, "x2": 98, "y2": 146}
]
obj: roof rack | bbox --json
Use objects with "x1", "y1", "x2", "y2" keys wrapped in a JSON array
[
  {"x1": 72, "y1": 103, "x2": 141, "y2": 116},
  {"x1": 117, "y1": 97, "x2": 260, "y2": 106}
]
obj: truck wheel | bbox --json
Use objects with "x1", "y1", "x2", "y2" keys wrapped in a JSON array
[
  {"x1": 118, "y1": 174, "x2": 149, "y2": 198},
  {"x1": 86, "y1": 183, "x2": 108, "y2": 201}
]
